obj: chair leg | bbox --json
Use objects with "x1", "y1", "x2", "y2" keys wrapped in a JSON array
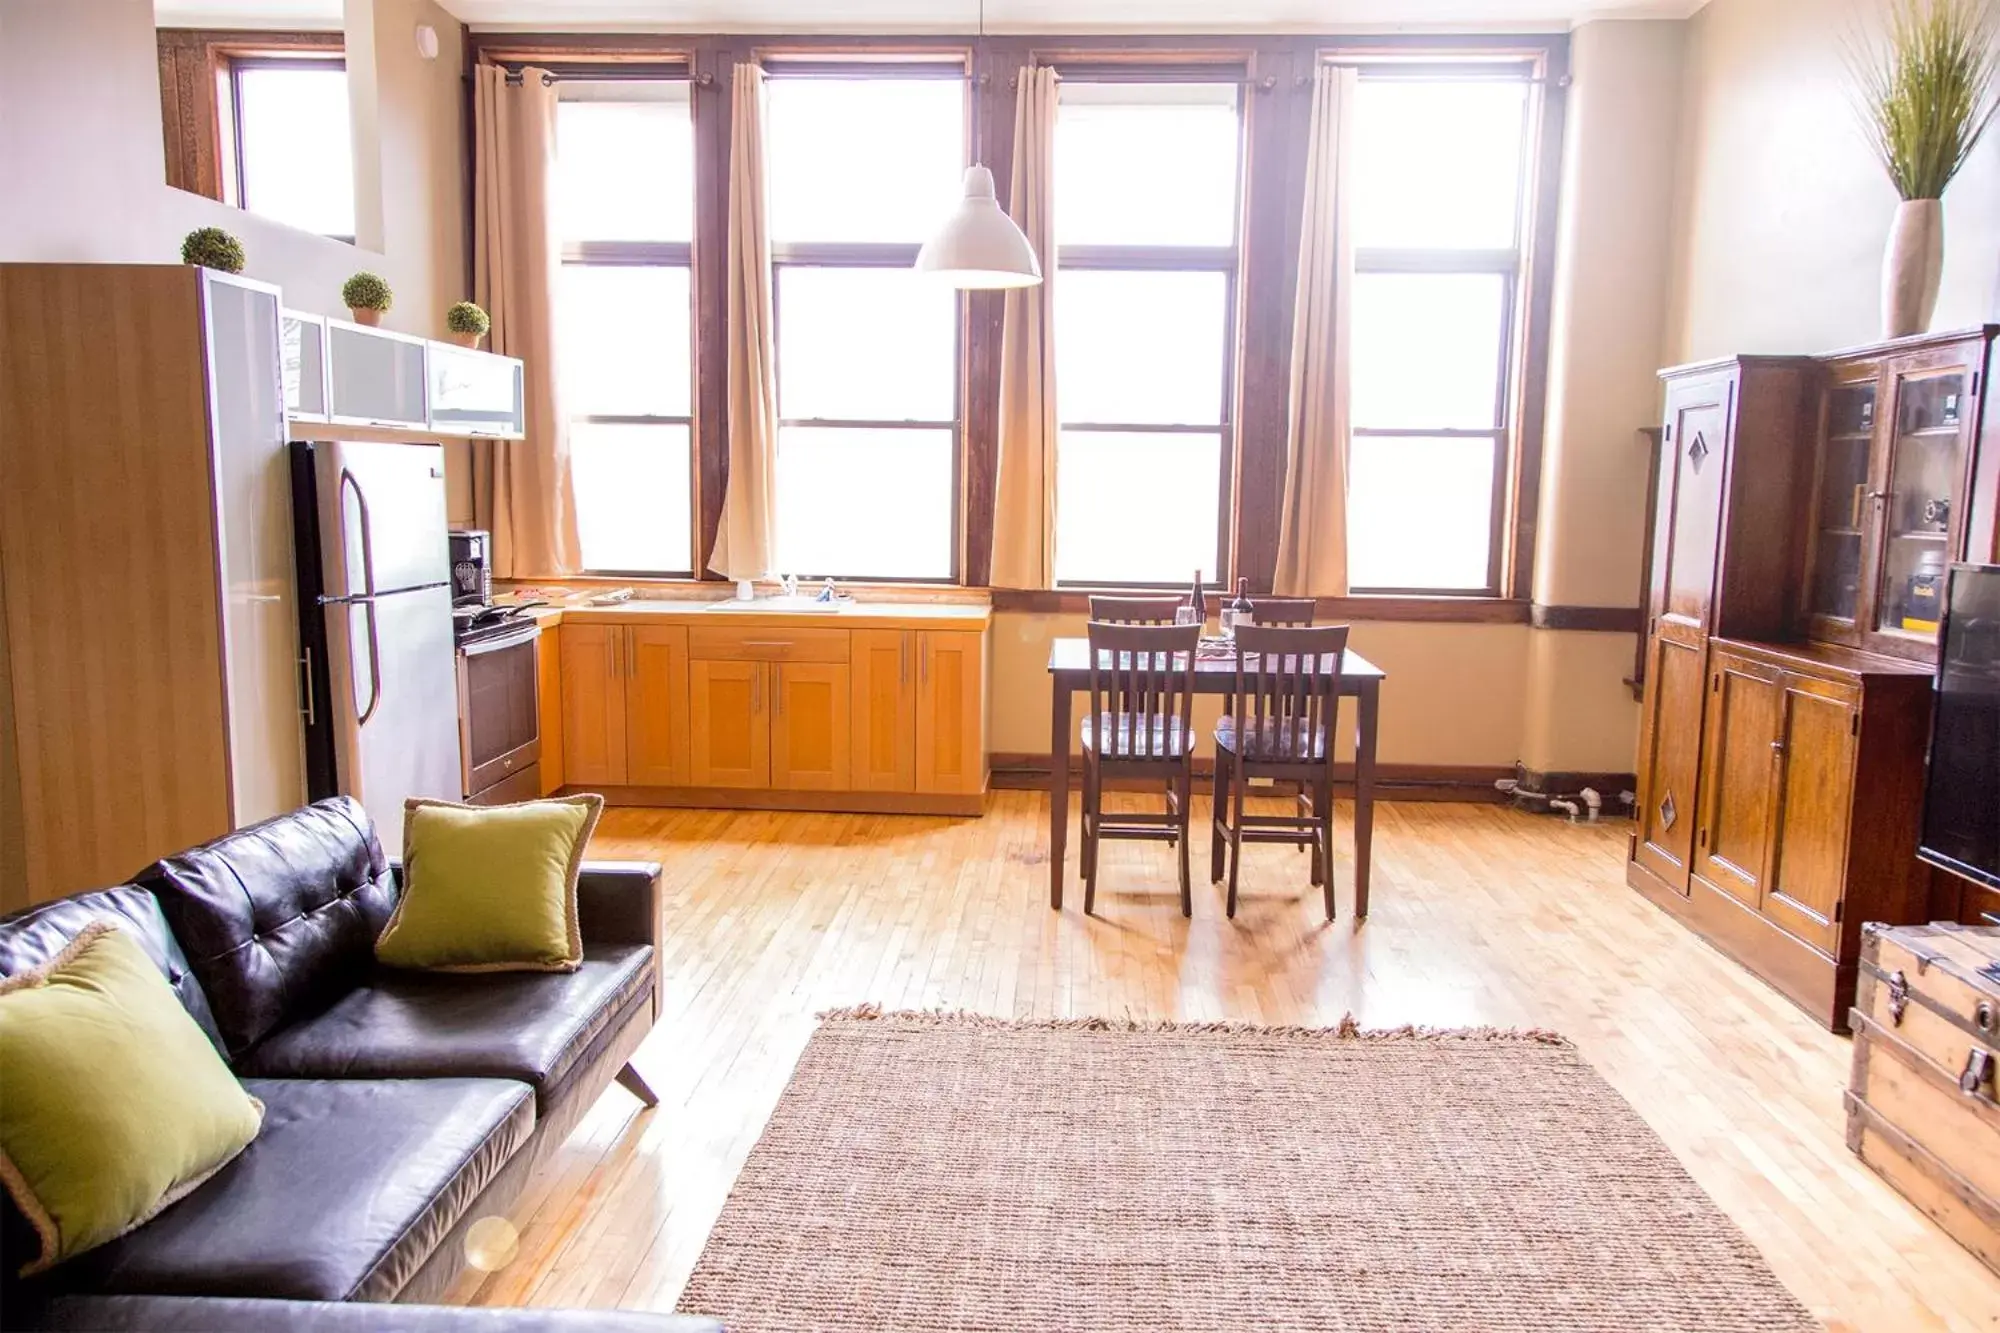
[
  {"x1": 1083, "y1": 759, "x2": 1100, "y2": 916},
  {"x1": 1176, "y1": 766, "x2": 1193, "y2": 918},
  {"x1": 1227, "y1": 761, "x2": 1247, "y2": 919},
  {"x1": 1210, "y1": 752, "x2": 1229, "y2": 885},
  {"x1": 615, "y1": 1061, "x2": 659, "y2": 1108},
  {"x1": 1309, "y1": 783, "x2": 1326, "y2": 889},
  {"x1": 1318, "y1": 778, "x2": 1337, "y2": 922},
  {"x1": 1296, "y1": 787, "x2": 1310, "y2": 853},
  {"x1": 1165, "y1": 780, "x2": 1178, "y2": 848}
]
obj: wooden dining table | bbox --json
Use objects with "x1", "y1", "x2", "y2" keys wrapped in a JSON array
[{"x1": 1045, "y1": 638, "x2": 1386, "y2": 915}]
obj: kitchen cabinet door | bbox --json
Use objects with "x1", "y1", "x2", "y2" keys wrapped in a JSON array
[
  {"x1": 689, "y1": 659, "x2": 768, "y2": 789},
  {"x1": 1764, "y1": 677, "x2": 1858, "y2": 954},
  {"x1": 626, "y1": 625, "x2": 690, "y2": 787},
  {"x1": 561, "y1": 623, "x2": 627, "y2": 787},
  {"x1": 773, "y1": 663, "x2": 851, "y2": 791},
  {"x1": 537, "y1": 626, "x2": 564, "y2": 795},
  {"x1": 915, "y1": 631, "x2": 986, "y2": 796},
  {"x1": 1693, "y1": 651, "x2": 1783, "y2": 909},
  {"x1": 849, "y1": 629, "x2": 915, "y2": 793}
]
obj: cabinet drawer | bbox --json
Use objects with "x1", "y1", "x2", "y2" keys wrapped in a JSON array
[{"x1": 689, "y1": 625, "x2": 849, "y2": 663}]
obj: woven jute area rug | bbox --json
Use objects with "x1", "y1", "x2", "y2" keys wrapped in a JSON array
[{"x1": 677, "y1": 1009, "x2": 1818, "y2": 1333}]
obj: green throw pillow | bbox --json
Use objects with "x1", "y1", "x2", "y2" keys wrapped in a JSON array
[
  {"x1": 375, "y1": 794, "x2": 603, "y2": 973},
  {"x1": 0, "y1": 921, "x2": 263, "y2": 1276}
]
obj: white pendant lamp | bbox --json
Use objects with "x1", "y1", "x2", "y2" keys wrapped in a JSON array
[
  {"x1": 915, "y1": 164, "x2": 1043, "y2": 289},
  {"x1": 914, "y1": 0, "x2": 1043, "y2": 290}
]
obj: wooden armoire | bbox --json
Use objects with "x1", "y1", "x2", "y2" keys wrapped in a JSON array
[{"x1": 1629, "y1": 328, "x2": 1999, "y2": 1031}]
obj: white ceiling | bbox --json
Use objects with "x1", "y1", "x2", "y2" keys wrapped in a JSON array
[{"x1": 157, "y1": 0, "x2": 1705, "y2": 34}]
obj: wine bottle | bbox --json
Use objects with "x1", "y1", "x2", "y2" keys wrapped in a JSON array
[
  {"x1": 1224, "y1": 577, "x2": 1253, "y2": 637},
  {"x1": 1190, "y1": 571, "x2": 1207, "y2": 627}
]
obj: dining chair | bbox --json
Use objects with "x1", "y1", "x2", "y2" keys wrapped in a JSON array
[
  {"x1": 1081, "y1": 620, "x2": 1201, "y2": 917},
  {"x1": 1211, "y1": 623, "x2": 1351, "y2": 921},
  {"x1": 1248, "y1": 597, "x2": 1318, "y2": 627},
  {"x1": 1088, "y1": 595, "x2": 1186, "y2": 625}
]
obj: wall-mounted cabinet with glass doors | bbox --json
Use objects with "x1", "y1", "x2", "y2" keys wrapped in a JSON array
[
  {"x1": 1802, "y1": 330, "x2": 1996, "y2": 660},
  {"x1": 281, "y1": 309, "x2": 525, "y2": 440}
]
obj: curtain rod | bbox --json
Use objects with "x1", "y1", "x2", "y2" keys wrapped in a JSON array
[{"x1": 503, "y1": 67, "x2": 705, "y2": 86}]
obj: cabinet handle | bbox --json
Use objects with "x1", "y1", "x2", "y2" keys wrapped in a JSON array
[
  {"x1": 919, "y1": 641, "x2": 928, "y2": 688},
  {"x1": 775, "y1": 667, "x2": 784, "y2": 716},
  {"x1": 1769, "y1": 740, "x2": 1785, "y2": 756},
  {"x1": 740, "y1": 639, "x2": 791, "y2": 649},
  {"x1": 299, "y1": 649, "x2": 316, "y2": 726},
  {"x1": 751, "y1": 667, "x2": 762, "y2": 714},
  {"x1": 900, "y1": 635, "x2": 909, "y2": 687}
]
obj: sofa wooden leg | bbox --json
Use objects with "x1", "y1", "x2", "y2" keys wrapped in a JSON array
[{"x1": 615, "y1": 1061, "x2": 659, "y2": 1108}]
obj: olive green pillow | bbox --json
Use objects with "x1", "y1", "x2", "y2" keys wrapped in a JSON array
[
  {"x1": 0, "y1": 921, "x2": 263, "y2": 1277},
  {"x1": 375, "y1": 795, "x2": 603, "y2": 973}
]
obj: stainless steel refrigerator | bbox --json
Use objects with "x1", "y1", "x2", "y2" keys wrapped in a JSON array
[{"x1": 291, "y1": 439, "x2": 460, "y2": 856}]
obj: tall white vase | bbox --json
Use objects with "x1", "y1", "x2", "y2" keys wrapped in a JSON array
[{"x1": 1882, "y1": 198, "x2": 1944, "y2": 339}]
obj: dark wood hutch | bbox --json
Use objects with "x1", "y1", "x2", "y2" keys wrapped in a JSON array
[{"x1": 1629, "y1": 326, "x2": 2000, "y2": 1031}]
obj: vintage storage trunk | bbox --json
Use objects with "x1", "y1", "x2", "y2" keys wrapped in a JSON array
[{"x1": 1847, "y1": 922, "x2": 2000, "y2": 1274}]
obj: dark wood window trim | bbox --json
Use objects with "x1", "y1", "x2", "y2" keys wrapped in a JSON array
[
  {"x1": 158, "y1": 28, "x2": 343, "y2": 203},
  {"x1": 468, "y1": 31, "x2": 1569, "y2": 609}
]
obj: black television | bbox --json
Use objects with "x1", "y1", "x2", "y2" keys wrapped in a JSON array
[{"x1": 1918, "y1": 563, "x2": 2000, "y2": 891}]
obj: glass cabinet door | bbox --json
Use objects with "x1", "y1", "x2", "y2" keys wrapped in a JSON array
[
  {"x1": 1874, "y1": 369, "x2": 1965, "y2": 641},
  {"x1": 1808, "y1": 381, "x2": 1874, "y2": 625}
]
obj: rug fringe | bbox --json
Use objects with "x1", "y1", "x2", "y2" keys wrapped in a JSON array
[{"x1": 815, "y1": 1003, "x2": 1571, "y2": 1046}]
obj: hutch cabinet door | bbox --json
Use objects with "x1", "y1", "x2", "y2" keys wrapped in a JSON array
[
  {"x1": 560, "y1": 624, "x2": 628, "y2": 787},
  {"x1": 1803, "y1": 372, "x2": 1878, "y2": 645},
  {"x1": 625, "y1": 625, "x2": 690, "y2": 788},
  {"x1": 849, "y1": 629, "x2": 916, "y2": 793},
  {"x1": 689, "y1": 659, "x2": 770, "y2": 789},
  {"x1": 772, "y1": 663, "x2": 852, "y2": 791},
  {"x1": 1653, "y1": 372, "x2": 1734, "y2": 634},
  {"x1": 1762, "y1": 676, "x2": 1858, "y2": 954},
  {"x1": 1633, "y1": 622, "x2": 1708, "y2": 894},
  {"x1": 1864, "y1": 359, "x2": 1974, "y2": 659},
  {"x1": 1693, "y1": 650, "x2": 1783, "y2": 909},
  {"x1": 915, "y1": 632, "x2": 986, "y2": 795}
]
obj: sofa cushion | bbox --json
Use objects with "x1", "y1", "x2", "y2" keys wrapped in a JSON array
[
  {"x1": 133, "y1": 798, "x2": 397, "y2": 1058},
  {"x1": 30, "y1": 1078, "x2": 532, "y2": 1304},
  {"x1": 23, "y1": 1295, "x2": 723, "y2": 1331},
  {"x1": 0, "y1": 923, "x2": 265, "y2": 1277},
  {"x1": 0, "y1": 887, "x2": 221, "y2": 1052},
  {"x1": 237, "y1": 944, "x2": 654, "y2": 1114}
]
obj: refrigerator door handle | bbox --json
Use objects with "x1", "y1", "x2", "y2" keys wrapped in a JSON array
[
  {"x1": 358, "y1": 600, "x2": 384, "y2": 725},
  {"x1": 338, "y1": 467, "x2": 384, "y2": 724},
  {"x1": 339, "y1": 467, "x2": 379, "y2": 598}
]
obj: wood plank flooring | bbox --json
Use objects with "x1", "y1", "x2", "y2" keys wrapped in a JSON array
[{"x1": 451, "y1": 795, "x2": 2000, "y2": 1330}]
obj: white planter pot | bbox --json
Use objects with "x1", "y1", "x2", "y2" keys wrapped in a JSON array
[{"x1": 1882, "y1": 198, "x2": 1944, "y2": 339}]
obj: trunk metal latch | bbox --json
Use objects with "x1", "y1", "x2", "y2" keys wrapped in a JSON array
[{"x1": 1886, "y1": 969, "x2": 1910, "y2": 1025}]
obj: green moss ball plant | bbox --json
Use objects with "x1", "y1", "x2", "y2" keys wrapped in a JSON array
[
  {"x1": 445, "y1": 301, "x2": 491, "y2": 348},
  {"x1": 341, "y1": 271, "x2": 393, "y2": 326},
  {"x1": 180, "y1": 227, "x2": 246, "y2": 274}
]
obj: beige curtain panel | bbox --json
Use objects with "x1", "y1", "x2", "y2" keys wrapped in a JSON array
[
  {"x1": 708, "y1": 63, "x2": 781, "y2": 584},
  {"x1": 472, "y1": 63, "x2": 582, "y2": 579},
  {"x1": 1273, "y1": 64, "x2": 1359, "y2": 598},
  {"x1": 988, "y1": 66, "x2": 1060, "y2": 590}
]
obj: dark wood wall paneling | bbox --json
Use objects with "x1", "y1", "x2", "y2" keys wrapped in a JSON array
[{"x1": 466, "y1": 31, "x2": 1574, "y2": 612}]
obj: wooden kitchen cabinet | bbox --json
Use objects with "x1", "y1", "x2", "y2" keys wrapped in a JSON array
[
  {"x1": 553, "y1": 606, "x2": 988, "y2": 814},
  {"x1": 850, "y1": 629, "x2": 916, "y2": 792},
  {"x1": 537, "y1": 625, "x2": 564, "y2": 795},
  {"x1": 689, "y1": 659, "x2": 768, "y2": 789},
  {"x1": 772, "y1": 663, "x2": 851, "y2": 791},
  {"x1": 916, "y1": 631, "x2": 988, "y2": 795},
  {"x1": 625, "y1": 625, "x2": 690, "y2": 787}
]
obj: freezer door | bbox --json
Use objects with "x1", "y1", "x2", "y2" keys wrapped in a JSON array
[
  {"x1": 312, "y1": 439, "x2": 451, "y2": 598},
  {"x1": 323, "y1": 582, "x2": 461, "y2": 856}
]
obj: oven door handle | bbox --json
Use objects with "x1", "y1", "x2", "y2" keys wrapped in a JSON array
[{"x1": 460, "y1": 623, "x2": 541, "y2": 656}]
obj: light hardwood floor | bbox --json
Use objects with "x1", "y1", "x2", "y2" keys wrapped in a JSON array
[{"x1": 451, "y1": 794, "x2": 2000, "y2": 1330}]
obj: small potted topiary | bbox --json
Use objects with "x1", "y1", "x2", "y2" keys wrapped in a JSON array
[
  {"x1": 445, "y1": 301, "x2": 491, "y2": 349},
  {"x1": 341, "y1": 271, "x2": 393, "y2": 326},
  {"x1": 181, "y1": 227, "x2": 246, "y2": 274}
]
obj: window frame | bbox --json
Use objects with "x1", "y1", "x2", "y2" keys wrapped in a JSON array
[
  {"x1": 549, "y1": 68, "x2": 702, "y2": 578},
  {"x1": 1338, "y1": 55, "x2": 1547, "y2": 600},
  {"x1": 1049, "y1": 70, "x2": 1247, "y2": 591},
  {"x1": 763, "y1": 62, "x2": 972, "y2": 585},
  {"x1": 220, "y1": 52, "x2": 354, "y2": 241}
]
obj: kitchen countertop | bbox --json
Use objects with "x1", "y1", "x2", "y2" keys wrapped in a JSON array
[{"x1": 506, "y1": 599, "x2": 991, "y2": 632}]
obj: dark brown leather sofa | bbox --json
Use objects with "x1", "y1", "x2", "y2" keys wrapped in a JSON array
[{"x1": 0, "y1": 798, "x2": 719, "y2": 1332}]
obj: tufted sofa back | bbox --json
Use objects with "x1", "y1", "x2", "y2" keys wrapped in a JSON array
[{"x1": 131, "y1": 797, "x2": 397, "y2": 1059}]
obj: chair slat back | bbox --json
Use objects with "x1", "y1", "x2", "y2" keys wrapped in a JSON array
[
  {"x1": 1231, "y1": 624, "x2": 1350, "y2": 765},
  {"x1": 1086, "y1": 621, "x2": 1199, "y2": 761},
  {"x1": 1089, "y1": 595, "x2": 1185, "y2": 626},
  {"x1": 1248, "y1": 597, "x2": 1317, "y2": 627}
]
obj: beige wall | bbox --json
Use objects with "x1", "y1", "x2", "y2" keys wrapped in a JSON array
[
  {"x1": 0, "y1": 0, "x2": 467, "y2": 335},
  {"x1": 0, "y1": 0, "x2": 465, "y2": 908},
  {"x1": 1665, "y1": 0, "x2": 2000, "y2": 361}
]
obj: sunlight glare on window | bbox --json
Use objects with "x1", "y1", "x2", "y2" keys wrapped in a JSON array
[
  {"x1": 1351, "y1": 78, "x2": 1528, "y2": 251},
  {"x1": 766, "y1": 78, "x2": 965, "y2": 244},
  {"x1": 236, "y1": 64, "x2": 354, "y2": 237}
]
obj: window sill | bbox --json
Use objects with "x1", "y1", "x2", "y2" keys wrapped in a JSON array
[
  {"x1": 499, "y1": 574, "x2": 993, "y2": 608},
  {"x1": 988, "y1": 589, "x2": 1532, "y2": 624}
]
